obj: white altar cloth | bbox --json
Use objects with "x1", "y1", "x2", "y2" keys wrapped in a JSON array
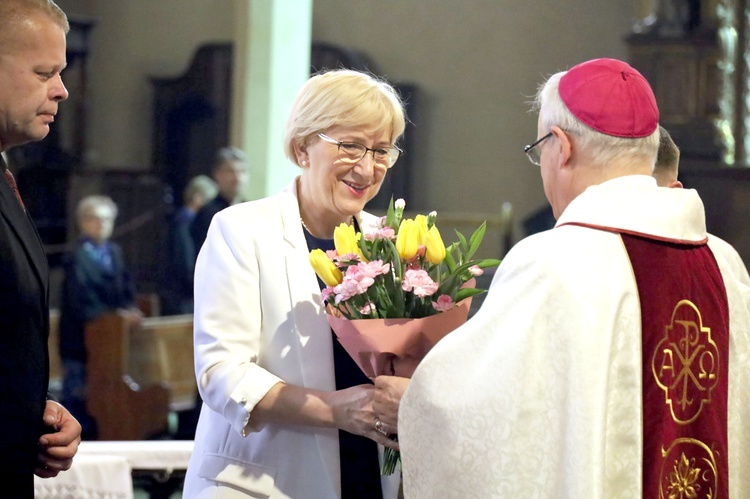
[
  {"x1": 33, "y1": 440, "x2": 193, "y2": 498},
  {"x1": 76, "y1": 439, "x2": 194, "y2": 472},
  {"x1": 34, "y1": 454, "x2": 133, "y2": 499}
]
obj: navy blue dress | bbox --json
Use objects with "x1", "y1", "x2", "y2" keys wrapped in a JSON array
[{"x1": 303, "y1": 225, "x2": 383, "y2": 499}]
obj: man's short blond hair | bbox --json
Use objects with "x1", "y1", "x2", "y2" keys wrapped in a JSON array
[
  {"x1": 0, "y1": 0, "x2": 69, "y2": 33},
  {"x1": 0, "y1": 0, "x2": 69, "y2": 50}
]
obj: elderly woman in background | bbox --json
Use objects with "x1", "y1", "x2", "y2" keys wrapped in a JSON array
[{"x1": 183, "y1": 69, "x2": 406, "y2": 499}]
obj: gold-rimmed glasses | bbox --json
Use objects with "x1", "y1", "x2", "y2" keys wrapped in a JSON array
[{"x1": 317, "y1": 133, "x2": 402, "y2": 169}]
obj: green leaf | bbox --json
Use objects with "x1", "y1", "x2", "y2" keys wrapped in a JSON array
[
  {"x1": 477, "y1": 258, "x2": 502, "y2": 268},
  {"x1": 455, "y1": 230, "x2": 468, "y2": 255},
  {"x1": 456, "y1": 287, "x2": 485, "y2": 302},
  {"x1": 385, "y1": 196, "x2": 399, "y2": 230},
  {"x1": 444, "y1": 253, "x2": 456, "y2": 273},
  {"x1": 465, "y1": 222, "x2": 487, "y2": 260}
]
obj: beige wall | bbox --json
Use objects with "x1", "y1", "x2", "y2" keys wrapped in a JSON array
[
  {"x1": 55, "y1": 0, "x2": 638, "y2": 244},
  {"x1": 313, "y1": 0, "x2": 637, "y2": 240}
]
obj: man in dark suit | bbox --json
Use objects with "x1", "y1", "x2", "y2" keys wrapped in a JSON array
[{"x1": 0, "y1": 0, "x2": 82, "y2": 495}]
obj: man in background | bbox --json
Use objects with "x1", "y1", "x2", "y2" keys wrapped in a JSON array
[
  {"x1": 189, "y1": 147, "x2": 249, "y2": 258},
  {"x1": 0, "y1": 0, "x2": 81, "y2": 494},
  {"x1": 654, "y1": 125, "x2": 750, "y2": 286},
  {"x1": 165, "y1": 174, "x2": 217, "y2": 314},
  {"x1": 398, "y1": 58, "x2": 750, "y2": 497},
  {"x1": 180, "y1": 149, "x2": 247, "y2": 438}
]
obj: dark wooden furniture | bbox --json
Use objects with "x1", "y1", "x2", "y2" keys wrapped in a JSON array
[
  {"x1": 679, "y1": 162, "x2": 750, "y2": 266},
  {"x1": 85, "y1": 313, "x2": 170, "y2": 441},
  {"x1": 627, "y1": 28, "x2": 723, "y2": 160},
  {"x1": 626, "y1": 8, "x2": 750, "y2": 269},
  {"x1": 151, "y1": 44, "x2": 234, "y2": 206},
  {"x1": 84, "y1": 312, "x2": 196, "y2": 440}
]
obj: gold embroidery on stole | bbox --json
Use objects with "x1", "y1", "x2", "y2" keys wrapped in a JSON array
[
  {"x1": 652, "y1": 300, "x2": 722, "y2": 497},
  {"x1": 659, "y1": 438, "x2": 718, "y2": 499},
  {"x1": 651, "y1": 300, "x2": 720, "y2": 425}
]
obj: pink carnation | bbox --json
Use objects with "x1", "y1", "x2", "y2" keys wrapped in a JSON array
[
  {"x1": 401, "y1": 269, "x2": 438, "y2": 298},
  {"x1": 359, "y1": 302, "x2": 377, "y2": 315},
  {"x1": 356, "y1": 260, "x2": 390, "y2": 279},
  {"x1": 321, "y1": 286, "x2": 334, "y2": 302},
  {"x1": 337, "y1": 252, "x2": 361, "y2": 263},
  {"x1": 334, "y1": 265, "x2": 377, "y2": 303},
  {"x1": 333, "y1": 279, "x2": 359, "y2": 304},
  {"x1": 432, "y1": 294, "x2": 455, "y2": 312},
  {"x1": 469, "y1": 265, "x2": 484, "y2": 276},
  {"x1": 364, "y1": 226, "x2": 396, "y2": 241}
]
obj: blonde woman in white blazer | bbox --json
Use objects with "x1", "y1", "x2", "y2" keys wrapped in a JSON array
[{"x1": 183, "y1": 70, "x2": 407, "y2": 499}]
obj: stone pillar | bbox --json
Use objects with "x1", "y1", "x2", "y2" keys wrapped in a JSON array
[{"x1": 231, "y1": 0, "x2": 312, "y2": 200}]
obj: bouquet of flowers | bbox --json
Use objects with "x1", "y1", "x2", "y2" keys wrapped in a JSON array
[{"x1": 309, "y1": 198, "x2": 501, "y2": 474}]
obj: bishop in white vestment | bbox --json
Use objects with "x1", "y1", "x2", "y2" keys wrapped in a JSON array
[{"x1": 398, "y1": 58, "x2": 750, "y2": 498}]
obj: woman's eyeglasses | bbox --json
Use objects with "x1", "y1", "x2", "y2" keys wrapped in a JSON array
[{"x1": 318, "y1": 133, "x2": 402, "y2": 169}]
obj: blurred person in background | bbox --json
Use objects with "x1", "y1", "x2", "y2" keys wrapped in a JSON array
[
  {"x1": 58, "y1": 195, "x2": 142, "y2": 440},
  {"x1": 165, "y1": 174, "x2": 217, "y2": 315},
  {"x1": 189, "y1": 147, "x2": 249, "y2": 258}
]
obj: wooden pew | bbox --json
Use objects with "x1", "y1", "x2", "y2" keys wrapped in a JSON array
[
  {"x1": 48, "y1": 293, "x2": 160, "y2": 392},
  {"x1": 84, "y1": 313, "x2": 195, "y2": 440},
  {"x1": 129, "y1": 314, "x2": 196, "y2": 412}
]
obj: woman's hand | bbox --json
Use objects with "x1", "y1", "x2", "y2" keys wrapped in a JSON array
[
  {"x1": 373, "y1": 376, "x2": 410, "y2": 434},
  {"x1": 253, "y1": 382, "x2": 399, "y2": 449},
  {"x1": 325, "y1": 384, "x2": 399, "y2": 450}
]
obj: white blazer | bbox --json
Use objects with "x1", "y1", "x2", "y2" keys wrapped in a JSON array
[{"x1": 183, "y1": 179, "x2": 400, "y2": 498}]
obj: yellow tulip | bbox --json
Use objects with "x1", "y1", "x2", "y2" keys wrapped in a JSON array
[
  {"x1": 396, "y1": 218, "x2": 423, "y2": 259},
  {"x1": 333, "y1": 223, "x2": 361, "y2": 256},
  {"x1": 309, "y1": 249, "x2": 343, "y2": 287},
  {"x1": 424, "y1": 225, "x2": 446, "y2": 264},
  {"x1": 414, "y1": 214, "x2": 428, "y2": 232}
]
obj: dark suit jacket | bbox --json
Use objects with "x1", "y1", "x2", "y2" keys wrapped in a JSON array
[
  {"x1": 164, "y1": 206, "x2": 197, "y2": 314},
  {"x1": 58, "y1": 239, "x2": 136, "y2": 363},
  {"x1": 0, "y1": 168, "x2": 51, "y2": 496},
  {"x1": 189, "y1": 194, "x2": 231, "y2": 263}
]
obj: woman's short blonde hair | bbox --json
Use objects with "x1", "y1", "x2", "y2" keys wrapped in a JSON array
[{"x1": 283, "y1": 69, "x2": 407, "y2": 166}]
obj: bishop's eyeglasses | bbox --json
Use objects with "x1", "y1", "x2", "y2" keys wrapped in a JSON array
[{"x1": 523, "y1": 132, "x2": 552, "y2": 166}]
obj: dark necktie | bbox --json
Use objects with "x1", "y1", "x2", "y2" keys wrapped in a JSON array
[{"x1": 0, "y1": 155, "x2": 24, "y2": 210}]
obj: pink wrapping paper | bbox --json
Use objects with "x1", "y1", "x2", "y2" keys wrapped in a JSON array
[{"x1": 327, "y1": 296, "x2": 472, "y2": 378}]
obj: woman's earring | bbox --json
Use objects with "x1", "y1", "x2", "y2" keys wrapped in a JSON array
[{"x1": 301, "y1": 161, "x2": 307, "y2": 166}]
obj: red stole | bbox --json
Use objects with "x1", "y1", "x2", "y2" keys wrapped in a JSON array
[{"x1": 621, "y1": 234, "x2": 729, "y2": 498}]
